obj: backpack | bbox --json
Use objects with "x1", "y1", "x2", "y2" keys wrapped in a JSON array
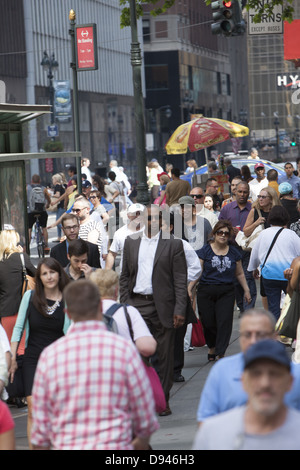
[
  {"x1": 29, "y1": 185, "x2": 46, "y2": 213},
  {"x1": 102, "y1": 303, "x2": 121, "y2": 334}
]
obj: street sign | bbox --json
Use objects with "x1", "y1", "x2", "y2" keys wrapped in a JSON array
[
  {"x1": 47, "y1": 124, "x2": 59, "y2": 138},
  {"x1": 248, "y1": 1, "x2": 283, "y2": 35},
  {"x1": 75, "y1": 23, "x2": 98, "y2": 71}
]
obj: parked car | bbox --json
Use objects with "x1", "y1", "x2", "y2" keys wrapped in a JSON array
[{"x1": 180, "y1": 159, "x2": 286, "y2": 185}]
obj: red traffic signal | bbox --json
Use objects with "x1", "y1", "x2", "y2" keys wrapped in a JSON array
[{"x1": 223, "y1": 1, "x2": 232, "y2": 6}]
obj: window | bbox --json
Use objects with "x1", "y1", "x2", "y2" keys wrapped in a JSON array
[
  {"x1": 143, "y1": 19, "x2": 150, "y2": 43},
  {"x1": 145, "y1": 65, "x2": 169, "y2": 90}
]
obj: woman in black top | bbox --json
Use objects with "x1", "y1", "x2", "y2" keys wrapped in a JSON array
[
  {"x1": 0, "y1": 229, "x2": 36, "y2": 353},
  {"x1": 10, "y1": 257, "x2": 70, "y2": 448},
  {"x1": 190, "y1": 221, "x2": 251, "y2": 361}
]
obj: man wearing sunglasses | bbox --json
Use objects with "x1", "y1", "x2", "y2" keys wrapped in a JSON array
[
  {"x1": 190, "y1": 186, "x2": 218, "y2": 228},
  {"x1": 120, "y1": 205, "x2": 188, "y2": 417}
]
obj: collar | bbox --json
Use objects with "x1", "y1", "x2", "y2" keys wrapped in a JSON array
[
  {"x1": 67, "y1": 320, "x2": 107, "y2": 336},
  {"x1": 142, "y1": 229, "x2": 161, "y2": 240},
  {"x1": 231, "y1": 200, "x2": 252, "y2": 211}
]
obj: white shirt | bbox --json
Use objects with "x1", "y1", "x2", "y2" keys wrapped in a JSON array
[
  {"x1": 102, "y1": 299, "x2": 153, "y2": 343},
  {"x1": 134, "y1": 231, "x2": 160, "y2": 295},
  {"x1": 249, "y1": 177, "x2": 268, "y2": 201},
  {"x1": 109, "y1": 224, "x2": 143, "y2": 271},
  {"x1": 181, "y1": 239, "x2": 202, "y2": 282}
]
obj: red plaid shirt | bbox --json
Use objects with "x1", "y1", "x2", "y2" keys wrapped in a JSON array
[{"x1": 31, "y1": 321, "x2": 159, "y2": 450}]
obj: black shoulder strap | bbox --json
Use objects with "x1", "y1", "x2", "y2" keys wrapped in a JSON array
[
  {"x1": 261, "y1": 227, "x2": 284, "y2": 270},
  {"x1": 104, "y1": 303, "x2": 122, "y2": 319}
]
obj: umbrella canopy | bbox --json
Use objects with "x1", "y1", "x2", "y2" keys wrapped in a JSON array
[{"x1": 165, "y1": 116, "x2": 249, "y2": 155}]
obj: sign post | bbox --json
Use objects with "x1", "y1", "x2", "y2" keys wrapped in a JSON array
[
  {"x1": 68, "y1": 12, "x2": 98, "y2": 194},
  {"x1": 248, "y1": 1, "x2": 283, "y2": 35}
]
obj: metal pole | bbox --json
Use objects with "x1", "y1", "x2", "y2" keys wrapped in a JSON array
[
  {"x1": 129, "y1": 0, "x2": 149, "y2": 205},
  {"x1": 69, "y1": 9, "x2": 82, "y2": 193}
]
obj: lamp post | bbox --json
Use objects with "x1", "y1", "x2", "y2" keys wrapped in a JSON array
[
  {"x1": 129, "y1": 0, "x2": 149, "y2": 205},
  {"x1": 41, "y1": 51, "x2": 58, "y2": 125}
]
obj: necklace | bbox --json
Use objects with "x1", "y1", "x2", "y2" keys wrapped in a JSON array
[{"x1": 46, "y1": 299, "x2": 60, "y2": 315}]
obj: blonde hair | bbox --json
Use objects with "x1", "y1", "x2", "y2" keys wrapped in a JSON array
[
  {"x1": 52, "y1": 173, "x2": 63, "y2": 185},
  {"x1": 0, "y1": 229, "x2": 20, "y2": 260},
  {"x1": 89, "y1": 269, "x2": 119, "y2": 298},
  {"x1": 252, "y1": 186, "x2": 281, "y2": 210}
]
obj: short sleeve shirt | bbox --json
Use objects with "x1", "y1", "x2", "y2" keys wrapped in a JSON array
[{"x1": 198, "y1": 244, "x2": 242, "y2": 284}]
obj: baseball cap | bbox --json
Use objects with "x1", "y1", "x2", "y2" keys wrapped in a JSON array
[
  {"x1": 244, "y1": 339, "x2": 291, "y2": 371},
  {"x1": 82, "y1": 180, "x2": 92, "y2": 188},
  {"x1": 127, "y1": 203, "x2": 146, "y2": 214},
  {"x1": 157, "y1": 172, "x2": 168, "y2": 181},
  {"x1": 254, "y1": 162, "x2": 265, "y2": 170},
  {"x1": 278, "y1": 182, "x2": 293, "y2": 195},
  {"x1": 178, "y1": 196, "x2": 195, "y2": 206}
]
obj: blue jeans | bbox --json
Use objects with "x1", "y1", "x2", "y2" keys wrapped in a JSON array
[{"x1": 262, "y1": 277, "x2": 288, "y2": 321}]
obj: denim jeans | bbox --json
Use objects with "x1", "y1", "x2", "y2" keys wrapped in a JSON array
[
  {"x1": 262, "y1": 277, "x2": 288, "y2": 320},
  {"x1": 56, "y1": 207, "x2": 65, "y2": 239}
]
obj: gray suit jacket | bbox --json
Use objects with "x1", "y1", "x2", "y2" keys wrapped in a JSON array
[{"x1": 119, "y1": 232, "x2": 188, "y2": 328}]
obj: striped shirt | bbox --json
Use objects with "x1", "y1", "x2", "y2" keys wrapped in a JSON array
[
  {"x1": 31, "y1": 321, "x2": 159, "y2": 450},
  {"x1": 79, "y1": 220, "x2": 102, "y2": 255}
]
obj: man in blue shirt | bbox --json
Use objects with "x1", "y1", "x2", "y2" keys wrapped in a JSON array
[
  {"x1": 219, "y1": 181, "x2": 256, "y2": 312},
  {"x1": 197, "y1": 309, "x2": 300, "y2": 423},
  {"x1": 279, "y1": 162, "x2": 300, "y2": 199}
]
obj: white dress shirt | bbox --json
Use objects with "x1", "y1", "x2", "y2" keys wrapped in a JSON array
[{"x1": 133, "y1": 231, "x2": 160, "y2": 295}]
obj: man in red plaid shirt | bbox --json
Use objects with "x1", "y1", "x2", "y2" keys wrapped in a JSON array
[{"x1": 30, "y1": 280, "x2": 159, "y2": 450}]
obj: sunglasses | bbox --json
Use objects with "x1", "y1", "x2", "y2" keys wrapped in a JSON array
[
  {"x1": 216, "y1": 230, "x2": 230, "y2": 237},
  {"x1": 191, "y1": 194, "x2": 204, "y2": 199},
  {"x1": 257, "y1": 195, "x2": 269, "y2": 199},
  {"x1": 72, "y1": 208, "x2": 82, "y2": 213}
]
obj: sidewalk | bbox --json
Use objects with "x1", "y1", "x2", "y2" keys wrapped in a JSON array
[{"x1": 150, "y1": 308, "x2": 242, "y2": 450}]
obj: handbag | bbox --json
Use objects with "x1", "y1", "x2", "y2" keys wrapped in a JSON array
[
  {"x1": 191, "y1": 319, "x2": 206, "y2": 347},
  {"x1": 235, "y1": 208, "x2": 264, "y2": 251},
  {"x1": 20, "y1": 253, "x2": 35, "y2": 297},
  {"x1": 278, "y1": 270, "x2": 300, "y2": 339},
  {"x1": 123, "y1": 304, "x2": 166, "y2": 413}
]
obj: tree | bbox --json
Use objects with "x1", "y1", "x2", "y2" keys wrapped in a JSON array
[
  {"x1": 120, "y1": 1, "x2": 295, "y2": 27},
  {"x1": 120, "y1": 0, "x2": 176, "y2": 28}
]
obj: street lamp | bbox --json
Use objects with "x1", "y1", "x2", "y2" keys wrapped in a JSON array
[{"x1": 41, "y1": 51, "x2": 59, "y2": 125}]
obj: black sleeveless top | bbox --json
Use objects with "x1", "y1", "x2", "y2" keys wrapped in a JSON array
[{"x1": 253, "y1": 208, "x2": 270, "y2": 229}]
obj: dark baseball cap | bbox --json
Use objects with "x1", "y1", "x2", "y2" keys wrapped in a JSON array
[
  {"x1": 82, "y1": 180, "x2": 92, "y2": 188},
  {"x1": 244, "y1": 339, "x2": 291, "y2": 371}
]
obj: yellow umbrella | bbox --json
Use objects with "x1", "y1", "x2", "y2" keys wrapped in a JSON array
[{"x1": 165, "y1": 116, "x2": 249, "y2": 155}]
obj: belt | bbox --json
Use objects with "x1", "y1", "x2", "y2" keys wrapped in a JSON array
[{"x1": 132, "y1": 293, "x2": 154, "y2": 301}]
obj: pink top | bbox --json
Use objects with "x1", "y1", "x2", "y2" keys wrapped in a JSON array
[
  {"x1": 0, "y1": 401, "x2": 14, "y2": 434},
  {"x1": 31, "y1": 321, "x2": 159, "y2": 450}
]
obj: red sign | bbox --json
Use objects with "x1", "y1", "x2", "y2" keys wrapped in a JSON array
[{"x1": 75, "y1": 24, "x2": 98, "y2": 71}]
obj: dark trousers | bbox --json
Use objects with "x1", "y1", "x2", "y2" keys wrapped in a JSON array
[
  {"x1": 129, "y1": 296, "x2": 175, "y2": 403},
  {"x1": 262, "y1": 278, "x2": 288, "y2": 321},
  {"x1": 234, "y1": 250, "x2": 257, "y2": 312},
  {"x1": 197, "y1": 283, "x2": 235, "y2": 356},
  {"x1": 173, "y1": 324, "x2": 187, "y2": 377}
]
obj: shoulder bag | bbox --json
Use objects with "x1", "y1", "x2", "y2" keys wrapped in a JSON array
[
  {"x1": 235, "y1": 208, "x2": 264, "y2": 251},
  {"x1": 278, "y1": 269, "x2": 300, "y2": 339}
]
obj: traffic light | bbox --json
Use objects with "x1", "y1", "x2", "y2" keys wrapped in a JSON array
[
  {"x1": 291, "y1": 138, "x2": 297, "y2": 147},
  {"x1": 211, "y1": 0, "x2": 245, "y2": 37}
]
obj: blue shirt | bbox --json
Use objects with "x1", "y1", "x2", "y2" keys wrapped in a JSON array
[
  {"x1": 278, "y1": 174, "x2": 300, "y2": 199},
  {"x1": 197, "y1": 352, "x2": 300, "y2": 421}
]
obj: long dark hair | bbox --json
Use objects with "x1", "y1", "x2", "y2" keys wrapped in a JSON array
[{"x1": 32, "y1": 257, "x2": 70, "y2": 316}]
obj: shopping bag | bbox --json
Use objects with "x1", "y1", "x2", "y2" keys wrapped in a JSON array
[
  {"x1": 278, "y1": 290, "x2": 300, "y2": 339},
  {"x1": 191, "y1": 319, "x2": 206, "y2": 347},
  {"x1": 143, "y1": 360, "x2": 166, "y2": 413}
]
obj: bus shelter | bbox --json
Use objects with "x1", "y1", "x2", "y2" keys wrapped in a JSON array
[{"x1": 0, "y1": 104, "x2": 81, "y2": 252}]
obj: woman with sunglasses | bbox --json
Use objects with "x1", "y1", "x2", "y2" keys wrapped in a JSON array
[
  {"x1": 243, "y1": 186, "x2": 280, "y2": 310},
  {"x1": 191, "y1": 220, "x2": 251, "y2": 361}
]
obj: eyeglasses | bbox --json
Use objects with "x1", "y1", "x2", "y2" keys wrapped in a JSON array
[
  {"x1": 239, "y1": 331, "x2": 273, "y2": 340},
  {"x1": 258, "y1": 195, "x2": 269, "y2": 199},
  {"x1": 72, "y1": 208, "x2": 82, "y2": 213},
  {"x1": 191, "y1": 194, "x2": 204, "y2": 199},
  {"x1": 63, "y1": 225, "x2": 79, "y2": 231},
  {"x1": 89, "y1": 196, "x2": 98, "y2": 200},
  {"x1": 216, "y1": 230, "x2": 230, "y2": 237}
]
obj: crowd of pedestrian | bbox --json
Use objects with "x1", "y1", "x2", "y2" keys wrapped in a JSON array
[{"x1": 1, "y1": 153, "x2": 300, "y2": 450}]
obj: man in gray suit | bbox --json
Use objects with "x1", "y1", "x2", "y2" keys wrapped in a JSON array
[{"x1": 119, "y1": 205, "x2": 188, "y2": 416}]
